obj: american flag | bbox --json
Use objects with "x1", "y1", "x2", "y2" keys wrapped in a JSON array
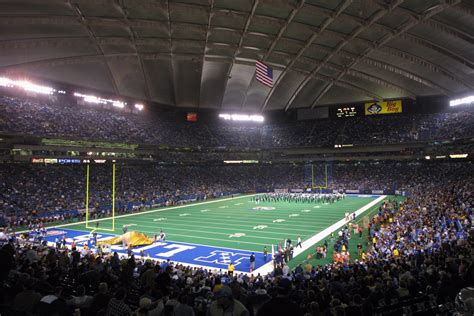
[{"x1": 255, "y1": 61, "x2": 273, "y2": 88}]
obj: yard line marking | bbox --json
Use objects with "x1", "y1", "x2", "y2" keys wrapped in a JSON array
[
  {"x1": 110, "y1": 220, "x2": 311, "y2": 235},
  {"x1": 118, "y1": 215, "x2": 331, "y2": 230},
  {"x1": 253, "y1": 195, "x2": 387, "y2": 275},
  {"x1": 41, "y1": 194, "x2": 257, "y2": 230},
  {"x1": 153, "y1": 218, "x2": 167, "y2": 222}
]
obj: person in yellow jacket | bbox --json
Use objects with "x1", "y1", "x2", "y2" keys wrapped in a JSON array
[{"x1": 228, "y1": 262, "x2": 235, "y2": 277}]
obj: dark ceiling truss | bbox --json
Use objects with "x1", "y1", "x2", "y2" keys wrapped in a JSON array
[
  {"x1": 0, "y1": 34, "x2": 458, "y2": 100},
  {"x1": 218, "y1": 0, "x2": 260, "y2": 109},
  {"x1": 307, "y1": 0, "x2": 462, "y2": 109},
  {"x1": 239, "y1": 0, "x2": 306, "y2": 110},
  {"x1": 165, "y1": 0, "x2": 177, "y2": 106},
  {"x1": 115, "y1": 0, "x2": 152, "y2": 101},
  {"x1": 197, "y1": 0, "x2": 214, "y2": 109},
  {"x1": 1, "y1": 27, "x2": 469, "y2": 93},
  {"x1": 371, "y1": 0, "x2": 474, "y2": 45},
  {"x1": 1, "y1": 11, "x2": 471, "y2": 74},
  {"x1": 0, "y1": 50, "x2": 386, "y2": 104},
  {"x1": 259, "y1": 0, "x2": 353, "y2": 112},
  {"x1": 66, "y1": 1, "x2": 121, "y2": 95},
  {"x1": 299, "y1": 43, "x2": 456, "y2": 92},
  {"x1": 283, "y1": 0, "x2": 405, "y2": 111},
  {"x1": 0, "y1": 0, "x2": 471, "y2": 109}
]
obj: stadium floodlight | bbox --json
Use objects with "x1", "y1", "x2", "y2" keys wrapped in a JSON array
[
  {"x1": 450, "y1": 96, "x2": 474, "y2": 106},
  {"x1": 17, "y1": 80, "x2": 55, "y2": 95},
  {"x1": 219, "y1": 113, "x2": 264, "y2": 122},
  {"x1": 0, "y1": 77, "x2": 55, "y2": 94},
  {"x1": 449, "y1": 154, "x2": 468, "y2": 159},
  {"x1": 112, "y1": 101, "x2": 125, "y2": 108},
  {"x1": 435, "y1": 155, "x2": 446, "y2": 159},
  {"x1": 0, "y1": 77, "x2": 15, "y2": 87},
  {"x1": 74, "y1": 92, "x2": 126, "y2": 108},
  {"x1": 134, "y1": 103, "x2": 144, "y2": 111},
  {"x1": 425, "y1": 156, "x2": 431, "y2": 160}
]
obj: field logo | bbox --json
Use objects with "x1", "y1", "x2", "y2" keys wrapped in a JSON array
[
  {"x1": 252, "y1": 206, "x2": 275, "y2": 211},
  {"x1": 366, "y1": 103, "x2": 382, "y2": 114},
  {"x1": 46, "y1": 230, "x2": 67, "y2": 236},
  {"x1": 195, "y1": 250, "x2": 250, "y2": 266}
]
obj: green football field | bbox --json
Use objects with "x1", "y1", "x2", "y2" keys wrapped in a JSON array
[{"x1": 64, "y1": 194, "x2": 379, "y2": 253}]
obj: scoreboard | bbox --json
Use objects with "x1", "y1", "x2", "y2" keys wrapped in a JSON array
[{"x1": 331, "y1": 105, "x2": 361, "y2": 118}]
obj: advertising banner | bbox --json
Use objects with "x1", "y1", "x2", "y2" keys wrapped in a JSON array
[
  {"x1": 345, "y1": 190, "x2": 360, "y2": 194},
  {"x1": 365, "y1": 100, "x2": 402, "y2": 115},
  {"x1": 371, "y1": 190, "x2": 384, "y2": 194}
]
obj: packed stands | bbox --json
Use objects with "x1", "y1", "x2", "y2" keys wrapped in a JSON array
[
  {"x1": 1, "y1": 95, "x2": 473, "y2": 149},
  {"x1": 0, "y1": 160, "x2": 472, "y2": 315}
]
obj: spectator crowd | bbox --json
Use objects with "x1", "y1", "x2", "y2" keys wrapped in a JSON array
[
  {"x1": 0, "y1": 160, "x2": 472, "y2": 315},
  {"x1": 1, "y1": 95, "x2": 473, "y2": 149}
]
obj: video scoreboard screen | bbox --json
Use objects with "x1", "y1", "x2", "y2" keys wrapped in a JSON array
[{"x1": 331, "y1": 105, "x2": 361, "y2": 118}]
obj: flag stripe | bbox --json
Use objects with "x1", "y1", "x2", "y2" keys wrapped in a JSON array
[{"x1": 255, "y1": 61, "x2": 273, "y2": 87}]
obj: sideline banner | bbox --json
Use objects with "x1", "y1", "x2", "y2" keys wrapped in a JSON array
[{"x1": 365, "y1": 100, "x2": 402, "y2": 115}]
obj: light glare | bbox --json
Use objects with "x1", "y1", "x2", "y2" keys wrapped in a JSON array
[
  {"x1": 219, "y1": 113, "x2": 264, "y2": 122},
  {"x1": 450, "y1": 96, "x2": 474, "y2": 106}
]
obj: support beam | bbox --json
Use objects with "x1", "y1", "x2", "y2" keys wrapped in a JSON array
[
  {"x1": 166, "y1": 0, "x2": 178, "y2": 106},
  {"x1": 260, "y1": 0, "x2": 353, "y2": 112},
  {"x1": 115, "y1": 0, "x2": 152, "y2": 101},
  {"x1": 239, "y1": 0, "x2": 306, "y2": 110},
  {"x1": 219, "y1": 0, "x2": 259, "y2": 109},
  {"x1": 309, "y1": 0, "x2": 460, "y2": 108},
  {"x1": 67, "y1": 1, "x2": 121, "y2": 96},
  {"x1": 284, "y1": 0, "x2": 404, "y2": 111},
  {"x1": 197, "y1": 0, "x2": 214, "y2": 109}
]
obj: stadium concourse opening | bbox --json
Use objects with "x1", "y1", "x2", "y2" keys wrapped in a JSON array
[{"x1": 0, "y1": 0, "x2": 473, "y2": 314}]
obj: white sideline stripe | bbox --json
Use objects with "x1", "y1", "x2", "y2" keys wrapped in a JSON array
[
  {"x1": 252, "y1": 195, "x2": 387, "y2": 276},
  {"x1": 41, "y1": 194, "x2": 257, "y2": 231}
]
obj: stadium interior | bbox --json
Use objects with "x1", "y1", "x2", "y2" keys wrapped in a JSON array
[{"x1": 0, "y1": 0, "x2": 473, "y2": 315}]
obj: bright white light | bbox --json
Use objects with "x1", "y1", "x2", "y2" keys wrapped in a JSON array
[
  {"x1": 450, "y1": 96, "x2": 474, "y2": 106},
  {"x1": 0, "y1": 77, "x2": 55, "y2": 94},
  {"x1": 425, "y1": 156, "x2": 431, "y2": 160},
  {"x1": 449, "y1": 154, "x2": 468, "y2": 158},
  {"x1": 112, "y1": 101, "x2": 124, "y2": 108},
  {"x1": 0, "y1": 77, "x2": 14, "y2": 87},
  {"x1": 134, "y1": 103, "x2": 144, "y2": 111},
  {"x1": 17, "y1": 80, "x2": 55, "y2": 95},
  {"x1": 74, "y1": 92, "x2": 125, "y2": 108},
  {"x1": 219, "y1": 113, "x2": 264, "y2": 122}
]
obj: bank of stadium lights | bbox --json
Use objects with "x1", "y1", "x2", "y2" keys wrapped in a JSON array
[
  {"x1": 218, "y1": 113, "x2": 264, "y2": 122},
  {"x1": 450, "y1": 96, "x2": 474, "y2": 106},
  {"x1": 74, "y1": 92, "x2": 126, "y2": 108},
  {"x1": 0, "y1": 77, "x2": 56, "y2": 95}
]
